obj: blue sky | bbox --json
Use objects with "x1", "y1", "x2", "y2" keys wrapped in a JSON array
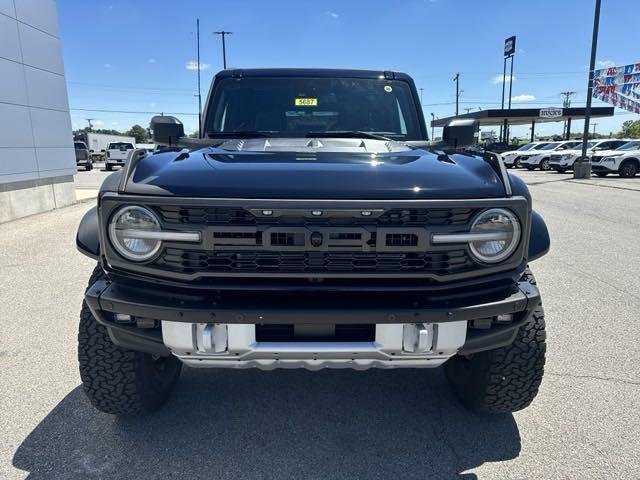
[{"x1": 58, "y1": 0, "x2": 638, "y2": 138}]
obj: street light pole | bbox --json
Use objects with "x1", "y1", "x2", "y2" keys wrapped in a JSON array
[
  {"x1": 574, "y1": 0, "x2": 602, "y2": 179},
  {"x1": 213, "y1": 31, "x2": 233, "y2": 69},
  {"x1": 500, "y1": 56, "x2": 507, "y2": 142}
]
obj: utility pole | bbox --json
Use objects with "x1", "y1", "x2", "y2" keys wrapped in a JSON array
[
  {"x1": 86, "y1": 118, "x2": 94, "y2": 132},
  {"x1": 196, "y1": 19, "x2": 202, "y2": 135},
  {"x1": 591, "y1": 122, "x2": 598, "y2": 138},
  {"x1": 430, "y1": 113, "x2": 435, "y2": 141},
  {"x1": 453, "y1": 73, "x2": 460, "y2": 116},
  {"x1": 419, "y1": 87, "x2": 424, "y2": 104},
  {"x1": 575, "y1": 0, "x2": 601, "y2": 179},
  {"x1": 560, "y1": 91, "x2": 576, "y2": 138},
  {"x1": 213, "y1": 30, "x2": 233, "y2": 69},
  {"x1": 464, "y1": 108, "x2": 473, "y2": 114}
]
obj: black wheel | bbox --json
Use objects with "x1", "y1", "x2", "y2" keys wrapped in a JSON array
[
  {"x1": 595, "y1": 172, "x2": 608, "y2": 177},
  {"x1": 514, "y1": 158, "x2": 520, "y2": 168},
  {"x1": 556, "y1": 168, "x2": 567, "y2": 173},
  {"x1": 105, "y1": 164, "x2": 112, "y2": 171},
  {"x1": 86, "y1": 161, "x2": 93, "y2": 171},
  {"x1": 444, "y1": 268, "x2": 546, "y2": 414},
  {"x1": 540, "y1": 158, "x2": 551, "y2": 171},
  {"x1": 526, "y1": 166, "x2": 535, "y2": 171},
  {"x1": 619, "y1": 160, "x2": 638, "y2": 178},
  {"x1": 78, "y1": 265, "x2": 182, "y2": 415}
]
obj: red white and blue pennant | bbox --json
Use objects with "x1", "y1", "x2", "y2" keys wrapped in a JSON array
[{"x1": 593, "y1": 63, "x2": 640, "y2": 114}]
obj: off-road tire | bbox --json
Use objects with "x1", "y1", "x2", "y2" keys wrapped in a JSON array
[
  {"x1": 444, "y1": 268, "x2": 546, "y2": 414},
  {"x1": 78, "y1": 265, "x2": 182, "y2": 415}
]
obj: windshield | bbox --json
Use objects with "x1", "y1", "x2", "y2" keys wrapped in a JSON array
[
  {"x1": 540, "y1": 142, "x2": 560, "y2": 150},
  {"x1": 205, "y1": 77, "x2": 422, "y2": 140},
  {"x1": 517, "y1": 143, "x2": 537, "y2": 151},
  {"x1": 617, "y1": 141, "x2": 640, "y2": 151}
]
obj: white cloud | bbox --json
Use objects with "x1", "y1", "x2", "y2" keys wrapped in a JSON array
[
  {"x1": 147, "y1": 58, "x2": 156, "y2": 64},
  {"x1": 111, "y1": 121, "x2": 119, "y2": 126},
  {"x1": 104, "y1": 63, "x2": 111, "y2": 68},
  {"x1": 93, "y1": 120, "x2": 104, "y2": 126},
  {"x1": 597, "y1": 60, "x2": 615, "y2": 68},
  {"x1": 518, "y1": 48, "x2": 525, "y2": 54},
  {"x1": 511, "y1": 94, "x2": 536, "y2": 102},
  {"x1": 326, "y1": 11, "x2": 339, "y2": 18},
  {"x1": 491, "y1": 74, "x2": 515, "y2": 84},
  {"x1": 185, "y1": 60, "x2": 210, "y2": 70},
  {"x1": 150, "y1": 103, "x2": 156, "y2": 108}
]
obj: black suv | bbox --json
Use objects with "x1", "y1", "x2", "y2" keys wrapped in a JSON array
[{"x1": 76, "y1": 68, "x2": 550, "y2": 415}]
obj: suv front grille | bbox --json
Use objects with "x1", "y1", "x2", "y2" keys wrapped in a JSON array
[{"x1": 157, "y1": 248, "x2": 473, "y2": 275}]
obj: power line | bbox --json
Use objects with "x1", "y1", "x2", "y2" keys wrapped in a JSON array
[
  {"x1": 70, "y1": 108, "x2": 198, "y2": 116},
  {"x1": 67, "y1": 81, "x2": 193, "y2": 93}
]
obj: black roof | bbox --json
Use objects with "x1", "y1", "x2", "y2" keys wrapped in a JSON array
[{"x1": 215, "y1": 68, "x2": 414, "y2": 81}]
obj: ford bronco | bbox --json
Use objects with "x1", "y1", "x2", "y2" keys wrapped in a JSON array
[{"x1": 76, "y1": 68, "x2": 550, "y2": 415}]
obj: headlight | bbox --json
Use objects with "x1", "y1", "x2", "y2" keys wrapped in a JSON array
[
  {"x1": 468, "y1": 208, "x2": 521, "y2": 263},
  {"x1": 109, "y1": 206, "x2": 162, "y2": 261}
]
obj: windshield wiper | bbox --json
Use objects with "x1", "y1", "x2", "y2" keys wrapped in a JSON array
[
  {"x1": 306, "y1": 130, "x2": 392, "y2": 141},
  {"x1": 207, "y1": 130, "x2": 275, "y2": 138}
]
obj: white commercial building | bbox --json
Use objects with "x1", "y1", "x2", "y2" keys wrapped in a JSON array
[{"x1": 0, "y1": 0, "x2": 75, "y2": 223}]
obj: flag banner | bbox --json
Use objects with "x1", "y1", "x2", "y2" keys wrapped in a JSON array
[{"x1": 592, "y1": 62, "x2": 640, "y2": 114}]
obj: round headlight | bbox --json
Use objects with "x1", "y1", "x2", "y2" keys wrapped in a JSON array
[
  {"x1": 469, "y1": 208, "x2": 521, "y2": 264},
  {"x1": 109, "y1": 206, "x2": 162, "y2": 261}
]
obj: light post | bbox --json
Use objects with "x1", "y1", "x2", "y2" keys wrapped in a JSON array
[
  {"x1": 430, "y1": 113, "x2": 435, "y2": 141},
  {"x1": 574, "y1": 0, "x2": 602, "y2": 179},
  {"x1": 502, "y1": 36, "x2": 516, "y2": 143}
]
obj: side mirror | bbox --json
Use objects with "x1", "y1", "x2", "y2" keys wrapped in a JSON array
[
  {"x1": 100, "y1": 149, "x2": 105, "y2": 153},
  {"x1": 442, "y1": 119, "x2": 478, "y2": 149},
  {"x1": 150, "y1": 116, "x2": 185, "y2": 146}
]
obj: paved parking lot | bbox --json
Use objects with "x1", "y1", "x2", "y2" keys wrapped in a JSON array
[{"x1": 1, "y1": 168, "x2": 639, "y2": 479}]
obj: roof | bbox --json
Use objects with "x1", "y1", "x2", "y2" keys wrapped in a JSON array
[
  {"x1": 431, "y1": 107, "x2": 615, "y2": 127},
  {"x1": 215, "y1": 68, "x2": 414, "y2": 82}
]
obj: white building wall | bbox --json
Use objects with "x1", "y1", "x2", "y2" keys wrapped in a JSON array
[{"x1": 0, "y1": 0, "x2": 75, "y2": 222}]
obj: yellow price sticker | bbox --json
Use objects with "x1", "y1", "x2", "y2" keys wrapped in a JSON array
[{"x1": 295, "y1": 98, "x2": 318, "y2": 106}]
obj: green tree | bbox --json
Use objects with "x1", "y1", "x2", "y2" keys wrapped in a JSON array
[
  {"x1": 618, "y1": 120, "x2": 640, "y2": 139},
  {"x1": 126, "y1": 124, "x2": 149, "y2": 143},
  {"x1": 189, "y1": 130, "x2": 199, "y2": 138}
]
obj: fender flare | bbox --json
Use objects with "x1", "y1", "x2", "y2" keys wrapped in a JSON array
[
  {"x1": 528, "y1": 210, "x2": 550, "y2": 262},
  {"x1": 76, "y1": 206, "x2": 100, "y2": 260}
]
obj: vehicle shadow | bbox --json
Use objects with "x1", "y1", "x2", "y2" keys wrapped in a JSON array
[{"x1": 13, "y1": 368, "x2": 521, "y2": 479}]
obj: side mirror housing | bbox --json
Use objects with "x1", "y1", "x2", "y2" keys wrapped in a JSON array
[
  {"x1": 442, "y1": 119, "x2": 478, "y2": 149},
  {"x1": 150, "y1": 116, "x2": 185, "y2": 146}
]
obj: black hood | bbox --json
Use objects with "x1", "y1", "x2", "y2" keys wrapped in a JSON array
[{"x1": 123, "y1": 138, "x2": 506, "y2": 199}]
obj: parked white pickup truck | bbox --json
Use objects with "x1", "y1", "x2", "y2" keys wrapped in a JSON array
[
  {"x1": 591, "y1": 140, "x2": 640, "y2": 177},
  {"x1": 519, "y1": 141, "x2": 581, "y2": 171},
  {"x1": 105, "y1": 141, "x2": 136, "y2": 171},
  {"x1": 548, "y1": 139, "x2": 629, "y2": 173}
]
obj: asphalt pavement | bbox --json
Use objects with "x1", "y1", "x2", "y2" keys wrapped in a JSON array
[{"x1": 0, "y1": 168, "x2": 638, "y2": 479}]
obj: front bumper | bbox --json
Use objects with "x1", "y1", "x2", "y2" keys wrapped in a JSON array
[
  {"x1": 591, "y1": 164, "x2": 615, "y2": 173},
  {"x1": 85, "y1": 276, "x2": 541, "y2": 369}
]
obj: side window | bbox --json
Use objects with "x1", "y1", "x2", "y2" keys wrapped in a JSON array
[{"x1": 612, "y1": 141, "x2": 625, "y2": 149}]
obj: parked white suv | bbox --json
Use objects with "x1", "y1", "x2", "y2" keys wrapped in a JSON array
[
  {"x1": 548, "y1": 139, "x2": 629, "y2": 173},
  {"x1": 105, "y1": 142, "x2": 136, "y2": 171},
  {"x1": 592, "y1": 140, "x2": 640, "y2": 178},
  {"x1": 502, "y1": 142, "x2": 550, "y2": 168},
  {"x1": 519, "y1": 141, "x2": 581, "y2": 171}
]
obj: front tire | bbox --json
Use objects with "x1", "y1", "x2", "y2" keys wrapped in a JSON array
[
  {"x1": 595, "y1": 172, "x2": 608, "y2": 177},
  {"x1": 105, "y1": 163, "x2": 112, "y2": 171},
  {"x1": 619, "y1": 160, "x2": 638, "y2": 178},
  {"x1": 78, "y1": 265, "x2": 182, "y2": 415},
  {"x1": 444, "y1": 269, "x2": 546, "y2": 414},
  {"x1": 540, "y1": 158, "x2": 551, "y2": 171}
]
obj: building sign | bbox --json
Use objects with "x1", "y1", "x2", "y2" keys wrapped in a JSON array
[
  {"x1": 539, "y1": 107, "x2": 563, "y2": 119},
  {"x1": 504, "y1": 36, "x2": 516, "y2": 58}
]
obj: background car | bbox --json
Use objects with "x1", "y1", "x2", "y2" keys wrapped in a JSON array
[
  {"x1": 519, "y1": 141, "x2": 581, "y2": 171},
  {"x1": 592, "y1": 140, "x2": 640, "y2": 177},
  {"x1": 74, "y1": 141, "x2": 92, "y2": 171},
  {"x1": 549, "y1": 139, "x2": 630, "y2": 173},
  {"x1": 105, "y1": 141, "x2": 135, "y2": 171}
]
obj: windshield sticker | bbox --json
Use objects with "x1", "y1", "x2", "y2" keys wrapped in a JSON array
[
  {"x1": 384, "y1": 85, "x2": 393, "y2": 93},
  {"x1": 295, "y1": 98, "x2": 318, "y2": 106}
]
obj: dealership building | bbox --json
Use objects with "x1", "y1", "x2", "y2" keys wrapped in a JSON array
[{"x1": 0, "y1": 0, "x2": 75, "y2": 223}]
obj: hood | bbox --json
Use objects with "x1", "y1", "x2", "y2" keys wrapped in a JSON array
[{"x1": 124, "y1": 138, "x2": 506, "y2": 199}]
